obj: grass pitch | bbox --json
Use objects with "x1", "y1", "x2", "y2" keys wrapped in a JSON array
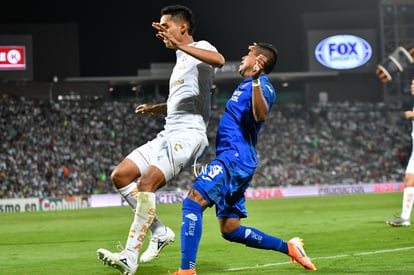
[{"x1": 1, "y1": 192, "x2": 413, "y2": 274}]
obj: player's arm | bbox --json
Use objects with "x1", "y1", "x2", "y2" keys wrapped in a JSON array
[
  {"x1": 135, "y1": 103, "x2": 167, "y2": 115},
  {"x1": 251, "y1": 79, "x2": 269, "y2": 122},
  {"x1": 177, "y1": 44, "x2": 225, "y2": 68},
  {"x1": 404, "y1": 110, "x2": 414, "y2": 120},
  {"x1": 152, "y1": 22, "x2": 224, "y2": 68},
  {"x1": 251, "y1": 54, "x2": 269, "y2": 122}
]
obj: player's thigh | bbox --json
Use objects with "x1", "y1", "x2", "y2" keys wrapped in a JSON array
[{"x1": 127, "y1": 137, "x2": 164, "y2": 177}]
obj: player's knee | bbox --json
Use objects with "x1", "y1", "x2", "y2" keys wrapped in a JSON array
[
  {"x1": 110, "y1": 169, "x2": 119, "y2": 185},
  {"x1": 110, "y1": 168, "x2": 129, "y2": 189},
  {"x1": 222, "y1": 227, "x2": 245, "y2": 244}
]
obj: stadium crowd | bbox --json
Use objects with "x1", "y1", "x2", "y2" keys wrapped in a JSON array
[{"x1": 1, "y1": 94, "x2": 412, "y2": 198}]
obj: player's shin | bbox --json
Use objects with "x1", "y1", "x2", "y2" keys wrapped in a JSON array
[
  {"x1": 180, "y1": 198, "x2": 203, "y2": 270},
  {"x1": 222, "y1": 226, "x2": 288, "y2": 253},
  {"x1": 124, "y1": 192, "x2": 156, "y2": 262},
  {"x1": 401, "y1": 187, "x2": 414, "y2": 220}
]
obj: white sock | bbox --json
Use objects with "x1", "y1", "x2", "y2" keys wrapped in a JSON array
[
  {"x1": 150, "y1": 215, "x2": 167, "y2": 236},
  {"x1": 117, "y1": 184, "x2": 165, "y2": 235},
  {"x1": 125, "y1": 192, "x2": 156, "y2": 260},
  {"x1": 401, "y1": 187, "x2": 414, "y2": 220},
  {"x1": 117, "y1": 182, "x2": 138, "y2": 210}
]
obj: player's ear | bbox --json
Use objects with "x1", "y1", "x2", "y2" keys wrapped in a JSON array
[{"x1": 180, "y1": 22, "x2": 187, "y2": 35}]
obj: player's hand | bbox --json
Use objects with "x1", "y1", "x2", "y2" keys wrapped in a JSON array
[
  {"x1": 152, "y1": 22, "x2": 180, "y2": 49},
  {"x1": 404, "y1": 110, "x2": 414, "y2": 120},
  {"x1": 252, "y1": 54, "x2": 267, "y2": 78},
  {"x1": 135, "y1": 104, "x2": 154, "y2": 116},
  {"x1": 152, "y1": 22, "x2": 165, "y2": 40}
]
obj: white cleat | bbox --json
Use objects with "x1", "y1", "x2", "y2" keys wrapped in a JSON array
[
  {"x1": 97, "y1": 248, "x2": 137, "y2": 275},
  {"x1": 140, "y1": 227, "x2": 175, "y2": 263},
  {"x1": 386, "y1": 217, "x2": 411, "y2": 227}
]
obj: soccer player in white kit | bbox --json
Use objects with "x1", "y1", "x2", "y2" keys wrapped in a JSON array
[
  {"x1": 97, "y1": 5, "x2": 225, "y2": 274},
  {"x1": 386, "y1": 78, "x2": 414, "y2": 227}
]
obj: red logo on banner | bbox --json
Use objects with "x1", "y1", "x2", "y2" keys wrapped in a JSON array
[{"x1": 0, "y1": 46, "x2": 26, "y2": 70}]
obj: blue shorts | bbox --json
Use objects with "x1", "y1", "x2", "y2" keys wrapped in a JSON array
[{"x1": 193, "y1": 151, "x2": 254, "y2": 219}]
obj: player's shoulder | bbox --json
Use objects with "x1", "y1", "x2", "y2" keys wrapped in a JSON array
[{"x1": 194, "y1": 40, "x2": 217, "y2": 51}]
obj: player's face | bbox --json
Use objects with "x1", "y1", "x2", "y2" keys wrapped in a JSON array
[
  {"x1": 238, "y1": 44, "x2": 258, "y2": 78},
  {"x1": 158, "y1": 15, "x2": 181, "y2": 49}
]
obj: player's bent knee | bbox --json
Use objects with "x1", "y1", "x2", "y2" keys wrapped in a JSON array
[
  {"x1": 110, "y1": 168, "x2": 134, "y2": 189},
  {"x1": 222, "y1": 227, "x2": 246, "y2": 244}
]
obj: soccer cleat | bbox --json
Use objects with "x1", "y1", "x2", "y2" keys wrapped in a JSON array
[
  {"x1": 287, "y1": 237, "x2": 317, "y2": 271},
  {"x1": 97, "y1": 248, "x2": 137, "y2": 275},
  {"x1": 140, "y1": 226, "x2": 175, "y2": 263},
  {"x1": 386, "y1": 217, "x2": 411, "y2": 227},
  {"x1": 169, "y1": 268, "x2": 197, "y2": 275}
]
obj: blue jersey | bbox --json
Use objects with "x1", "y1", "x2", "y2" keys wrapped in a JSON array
[{"x1": 215, "y1": 75, "x2": 276, "y2": 172}]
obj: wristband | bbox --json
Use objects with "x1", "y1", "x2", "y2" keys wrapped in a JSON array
[{"x1": 252, "y1": 78, "x2": 260, "y2": 87}]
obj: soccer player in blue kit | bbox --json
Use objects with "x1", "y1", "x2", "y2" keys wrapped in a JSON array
[{"x1": 171, "y1": 42, "x2": 316, "y2": 275}]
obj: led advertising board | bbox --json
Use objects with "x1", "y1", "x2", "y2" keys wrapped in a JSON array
[
  {"x1": 0, "y1": 46, "x2": 26, "y2": 70},
  {"x1": 0, "y1": 35, "x2": 33, "y2": 81},
  {"x1": 308, "y1": 29, "x2": 377, "y2": 72}
]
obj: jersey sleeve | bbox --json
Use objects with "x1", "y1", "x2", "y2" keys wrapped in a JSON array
[
  {"x1": 194, "y1": 40, "x2": 218, "y2": 52},
  {"x1": 260, "y1": 79, "x2": 276, "y2": 111}
]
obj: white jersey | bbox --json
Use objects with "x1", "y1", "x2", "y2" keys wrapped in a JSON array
[
  {"x1": 127, "y1": 40, "x2": 217, "y2": 180},
  {"x1": 165, "y1": 40, "x2": 217, "y2": 132}
]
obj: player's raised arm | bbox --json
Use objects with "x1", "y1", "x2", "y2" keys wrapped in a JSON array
[{"x1": 176, "y1": 44, "x2": 225, "y2": 68}]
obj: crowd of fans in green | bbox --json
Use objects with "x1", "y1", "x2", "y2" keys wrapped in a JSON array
[{"x1": 1, "y1": 94, "x2": 411, "y2": 198}]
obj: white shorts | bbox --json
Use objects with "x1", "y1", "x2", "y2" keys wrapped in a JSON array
[{"x1": 126, "y1": 129, "x2": 208, "y2": 182}]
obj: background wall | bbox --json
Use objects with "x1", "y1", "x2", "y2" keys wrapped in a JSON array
[
  {"x1": 0, "y1": 24, "x2": 79, "y2": 81},
  {"x1": 1, "y1": 0, "x2": 412, "y2": 104},
  {"x1": 0, "y1": 0, "x2": 381, "y2": 78}
]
